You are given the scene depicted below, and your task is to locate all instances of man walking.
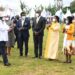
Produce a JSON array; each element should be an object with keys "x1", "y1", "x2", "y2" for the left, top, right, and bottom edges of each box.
[{"x1": 0, "y1": 16, "x2": 11, "y2": 66}]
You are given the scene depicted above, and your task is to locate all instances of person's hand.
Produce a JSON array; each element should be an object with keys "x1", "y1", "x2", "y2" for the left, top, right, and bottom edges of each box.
[
  {"x1": 13, "y1": 24, "x2": 16, "y2": 27},
  {"x1": 21, "y1": 27, "x2": 24, "y2": 30},
  {"x1": 8, "y1": 28, "x2": 12, "y2": 32},
  {"x1": 63, "y1": 28, "x2": 66, "y2": 33},
  {"x1": 35, "y1": 32, "x2": 39, "y2": 35},
  {"x1": 19, "y1": 27, "x2": 24, "y2": 31}
]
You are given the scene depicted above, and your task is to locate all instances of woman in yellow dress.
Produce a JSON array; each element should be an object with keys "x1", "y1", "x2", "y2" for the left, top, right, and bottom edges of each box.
[{"x1": 44, "y1": 16, "x2": 60, "y2": 60}]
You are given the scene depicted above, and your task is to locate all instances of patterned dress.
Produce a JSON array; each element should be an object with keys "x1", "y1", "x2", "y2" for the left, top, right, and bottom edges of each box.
[{"x1": 6, "y1": 20, "x2": 15, "y2": 47}]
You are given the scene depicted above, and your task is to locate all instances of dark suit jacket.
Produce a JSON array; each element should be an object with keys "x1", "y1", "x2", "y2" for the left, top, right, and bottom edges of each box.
[
  {"x1": 16, "y1": 17, "x2": 31, "y2": 37},
  {"x1": 32, "y1": 16, "x2": 46, "y2": 36}
]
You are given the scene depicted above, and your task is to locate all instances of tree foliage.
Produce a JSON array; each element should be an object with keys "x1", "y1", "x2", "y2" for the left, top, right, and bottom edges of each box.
[
  {"x1": 20, "y1": 0, "x2": 27, "y2": 11},
  {"x1": 45, "y1": 5, "x2": 56, "y2": 15},
  {"x1": 0, "y1": 7, "x2": 5, "y2": 11},
  {"x1": 20, "y1": 0, "x2": 31, "y2": 14},
  {"x1": 62, "y1": 0, "x2": 75, "y2": 13},
  {"x1": 62, "y1": 7, "x2": 70, "y2": 13},
  {"x1": 70, "y1": 0, "x2": 75, "y2": 13}
]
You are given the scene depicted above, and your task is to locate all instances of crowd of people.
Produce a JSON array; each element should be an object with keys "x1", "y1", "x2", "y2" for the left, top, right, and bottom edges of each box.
[{"x1": 0, "y1": 10, "x2": 75, "y2": 66}]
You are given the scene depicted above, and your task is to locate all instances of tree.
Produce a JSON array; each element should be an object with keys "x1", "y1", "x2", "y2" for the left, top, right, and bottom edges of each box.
[
  {"x1": 0, "y1": 7, "x2": 5, "y2": 11},
  {"x1": 45, "y1": 5, "x2": 56, "y2": 15},
  {"x1": 20, "y1": 0, "x2": 31, "y2": 15},
  {"x1": 20, "y1": 0, "x2": 27, "y2": 11},
  {"x1": 62, "y1": 0, "x2": 75, "y2": 14},
  {"x1": 70, "y1": 0, "x2": 75, "y2": 13},
  {"x1": 62, "y1": 7, "x2": 70, "y2": 13},
  {"x1": 34, "y1": 5, "x2": 44, "y2": 13}
]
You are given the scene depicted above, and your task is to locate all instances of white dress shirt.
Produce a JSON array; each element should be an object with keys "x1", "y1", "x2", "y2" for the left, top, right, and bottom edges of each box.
[
  {"x1": 22, "y1": 17, "x2": 25, "y2": 26},
  {"x1": 0, "y1": 20, "x2": 9, "y2": 41},
  {"x1": 22, "y1": 19, "x2": 25, "y2": 26},
  {"x1": 36, "y1": 16, "x2": 41, "y2": 23}
]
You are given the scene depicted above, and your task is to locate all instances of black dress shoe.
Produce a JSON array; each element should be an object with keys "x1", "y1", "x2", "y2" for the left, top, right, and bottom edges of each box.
[
  {"x1": 20, "y1": 54, "x2": 23, "y2": 56},
  {"x1": 25, "y1": 55, "x2": 27, "y2": 57},
  {"x1": 4, "y1": 63, "x2": 11, "y2": 66},
  {"x1": 68, "y1": 60, "x2": 72, "y2": 63},
  {"x1": 63, "y1": 60, "x2": 72, "y2": 63},
  {"x1": 63, "y1": 61, "x2": 68, "y2": 63},
  {"x1": 39, "y1": 56, "x2": 42, "y2": 59},
  {"x1": 25, "y1": 54, "x2": 28, "y2": 57},
  {"x1": 32, "y1": 56, "x2": 38, "y2": 58}
]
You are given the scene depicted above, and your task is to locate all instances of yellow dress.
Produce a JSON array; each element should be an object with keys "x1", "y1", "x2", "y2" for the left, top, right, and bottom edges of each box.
[{"x1": 44, "y1": 22, "x2": 60, "y2": 59}]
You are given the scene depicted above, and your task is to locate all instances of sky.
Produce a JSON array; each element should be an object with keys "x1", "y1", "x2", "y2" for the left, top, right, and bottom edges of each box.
[{"x1": 0, "y1": 0, "x2": 73, "y2": 10}]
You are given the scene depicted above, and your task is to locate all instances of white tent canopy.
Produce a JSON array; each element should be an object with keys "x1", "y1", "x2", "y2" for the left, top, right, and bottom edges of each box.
[
  {"x1": 41, "y1": 9, "x2": 46, "y2": 17},
  {"x1": 41, "y1": 9, "x2": 51, "y2": 18},
  {"x1": 46, "y1": 11, "x2": 51, "y2": 18},
  {"x1": 55, "y1": 9, "x2": 62, "y2": 17},
  {"x1": 72, "y1": 13, "x2": 75, "y2": 17},
  {"x1": 55, "y1": 9, "x2": 64, "y2": 21},
  {"x1": 64, "y1": 8, "x2": 72, "y2": 18},
  {"x1": 29, "y1": 8, "x2": 35, "y2": 18}
]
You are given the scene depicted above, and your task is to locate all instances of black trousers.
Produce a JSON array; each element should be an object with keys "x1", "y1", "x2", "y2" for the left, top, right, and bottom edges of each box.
[
  {"x1": 14, "y1": 28, "x2": 19, "y2": 48},
  {"x1": 18, "y1": 32, "x2": 29, "y2": 56},
  {"x1": 33, "y1": 35, "x2": 43, "y2": 57},
  {"x1": 0, "y1": 41, "x2": 8, "y2": 65}
]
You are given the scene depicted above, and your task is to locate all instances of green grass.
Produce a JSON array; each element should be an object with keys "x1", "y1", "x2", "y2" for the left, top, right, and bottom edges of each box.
[{"x1": 0, "y1": 28, "x2": 75, "y2": 75}]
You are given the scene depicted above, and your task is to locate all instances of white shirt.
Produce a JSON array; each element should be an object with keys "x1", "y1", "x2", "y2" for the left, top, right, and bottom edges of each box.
[
  {"x1": 36, "y1": 16, "x2": 41, "y2": 23},
  {"x1": 22, "y1": 17, "x2": 25, "y2": 26},
  {"x1": 22, "y1": 19, "x2": 25, "y2": 26},
  {"x1": 0, "y1": 20, "x2": 9, "y2": 41}
]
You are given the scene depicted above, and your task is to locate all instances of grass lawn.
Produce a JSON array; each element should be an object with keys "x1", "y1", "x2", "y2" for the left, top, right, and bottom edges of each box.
[{"x1": 0, "y1": 28, "x2": 75, "y2": 75}]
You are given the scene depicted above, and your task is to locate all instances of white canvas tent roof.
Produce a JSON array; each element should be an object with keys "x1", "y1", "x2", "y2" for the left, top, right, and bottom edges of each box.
[
  {"x1": 55, "y1": 9, "x2": 64, "y2": 21},
  {"x1": 72, "y1": 13, "x2": 75, "y2": 17},
  {"x1": 29, "y1": 9, "x2": 35, "y2": 18},
  {"x1": 64, "y1": 8, "x2": 72, "y2": 18},
  {"x1": 41, "y1": 9, "x2": 51, "y2": 18}
]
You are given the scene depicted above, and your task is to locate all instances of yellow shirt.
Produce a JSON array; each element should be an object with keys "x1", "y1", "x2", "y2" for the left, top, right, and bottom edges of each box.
[
  {"x1": 50, "y1": 22, "x2": 60, "y2": 31},
  {"x1": 67, "y1": 23, "x2": 75, "y2": 40}
]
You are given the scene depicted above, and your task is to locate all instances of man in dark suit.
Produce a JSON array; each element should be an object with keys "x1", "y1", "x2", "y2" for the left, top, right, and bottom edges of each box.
[
  {"x1": 16, "y1": 12, "x2": 31, "y2": 56},
  {"x1": 32, "y1": 10, "x2": 46, "y2": 59}
]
